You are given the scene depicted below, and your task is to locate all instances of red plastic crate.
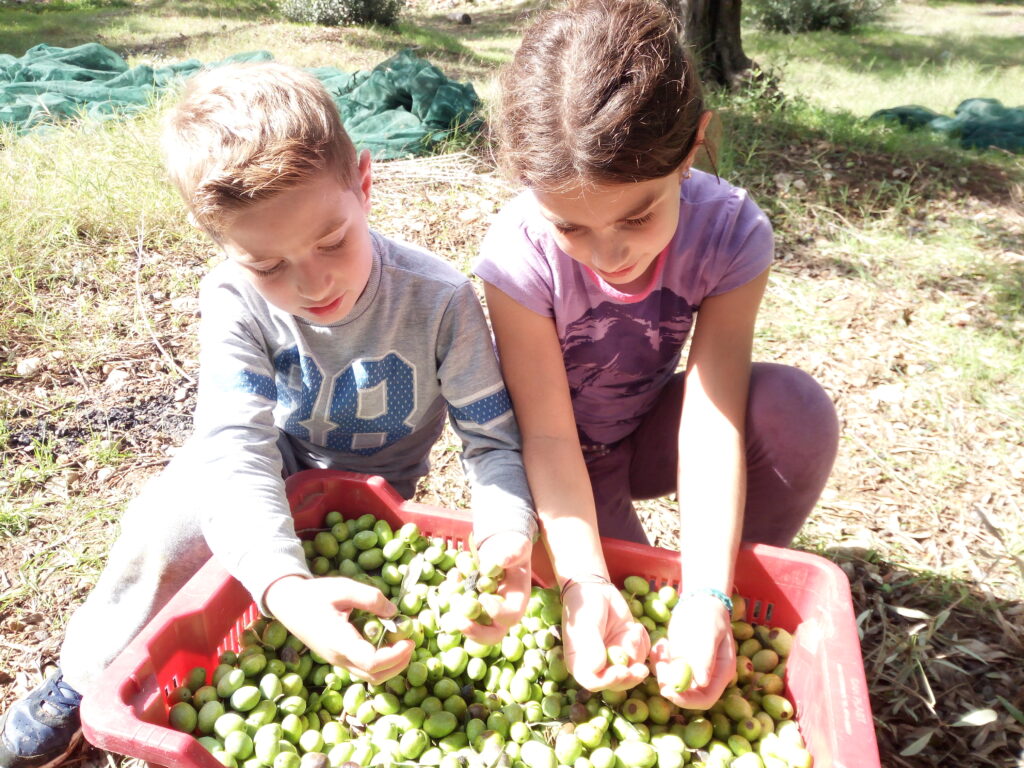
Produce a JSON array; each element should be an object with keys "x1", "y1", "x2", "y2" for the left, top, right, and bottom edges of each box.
[{"x1": 81, "y1": 469, "x2": 879, "y2": 768}]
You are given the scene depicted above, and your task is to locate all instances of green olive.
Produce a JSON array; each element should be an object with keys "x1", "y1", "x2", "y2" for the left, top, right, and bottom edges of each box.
[{"x1": 168, "y1": 701, "x2": 198, "y2": 733}]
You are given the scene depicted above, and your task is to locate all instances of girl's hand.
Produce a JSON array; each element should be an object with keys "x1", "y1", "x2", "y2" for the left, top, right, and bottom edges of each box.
[
  {"x1": 651, "y1": 594, "x2": 735, "y2": 708},
  {"x1": 562, "y1": 580, "x2": 651, "y2": 691},
  {"x1": 264, "y1": 575, "x2": 414, "y2": 685},
  {"x1": 450, "y1": 532, "x2": 533, "y2": 646}
]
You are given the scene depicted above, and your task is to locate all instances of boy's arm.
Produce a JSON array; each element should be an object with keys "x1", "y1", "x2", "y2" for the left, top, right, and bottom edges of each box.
[
  {"x1": 191, "y1": 274, "x2": 412, "y2": 682},
  {"x1": 190, "y1": 278, "x2": 310, "y2": 611}
]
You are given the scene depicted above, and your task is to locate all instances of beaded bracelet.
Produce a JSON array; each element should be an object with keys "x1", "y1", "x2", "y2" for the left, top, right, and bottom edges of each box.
[
  {"x1": 559, "y1": 574, "x2": 613, "y2": 602},
  {"x1": 676, "y1": 588, "x2": 734, "y2": 616}
]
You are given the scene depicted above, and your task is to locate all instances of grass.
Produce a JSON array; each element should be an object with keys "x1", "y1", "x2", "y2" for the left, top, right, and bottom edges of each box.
[
  {"x1": 745, "y1": 1, "x2": 1024, "y2": 116},
  {"x1": 0, "y1": 1, "x2": 1023, "y2": 765}
]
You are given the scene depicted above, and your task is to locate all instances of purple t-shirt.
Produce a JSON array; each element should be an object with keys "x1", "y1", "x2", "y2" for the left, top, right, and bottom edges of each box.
[{"x1": 475, "y1": 170, "x2": 773, "y2": 446}]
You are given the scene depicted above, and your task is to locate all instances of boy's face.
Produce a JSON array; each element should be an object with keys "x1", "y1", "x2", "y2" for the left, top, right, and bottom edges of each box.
[{"x1": 218, "y1": 152, "x2": 374, "y2": 325}]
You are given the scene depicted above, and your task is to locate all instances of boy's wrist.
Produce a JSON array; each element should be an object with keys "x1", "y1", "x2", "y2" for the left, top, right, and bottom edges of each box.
[{"x1": 263, "y1": 573, "x2": 311, "y2": 617}]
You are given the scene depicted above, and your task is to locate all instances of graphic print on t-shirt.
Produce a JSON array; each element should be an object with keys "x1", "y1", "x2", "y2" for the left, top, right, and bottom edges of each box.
[
  {"x1": 563, "y1": 288, "x2": 695, "y2": 444},
  {"x1": 230, "y1": 345, "x2": 514, "y2": 456}
]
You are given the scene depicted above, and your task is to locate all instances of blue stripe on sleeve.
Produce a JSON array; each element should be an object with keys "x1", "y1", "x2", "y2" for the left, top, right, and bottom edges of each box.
[
  {"x1": 449, "y1": 389, "x2": 512, "y2": 425},
  {"x1": 232, "y1": 369, "x2": 277, "y2": 402}
]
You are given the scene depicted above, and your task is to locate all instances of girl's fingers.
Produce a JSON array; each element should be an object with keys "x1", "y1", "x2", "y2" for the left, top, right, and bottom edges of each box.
[{"x1": 563, "y1": 620, "x2": 610, "y2": 690}]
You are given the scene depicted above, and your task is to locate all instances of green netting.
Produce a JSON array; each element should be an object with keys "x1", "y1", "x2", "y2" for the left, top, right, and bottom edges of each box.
[
  {"x1": 870, "y1": 98, "x2": 1024, "y2": 154},
  {"x1": 0, "y1": 43, "x2": 480, "y2": 158}
]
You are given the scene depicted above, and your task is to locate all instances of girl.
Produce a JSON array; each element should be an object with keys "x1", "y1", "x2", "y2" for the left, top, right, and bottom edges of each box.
[{"x1": 476, "y1": 0, "x2": 840, "y2": 707}]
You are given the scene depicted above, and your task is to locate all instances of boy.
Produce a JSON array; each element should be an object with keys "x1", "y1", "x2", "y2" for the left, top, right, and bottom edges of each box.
[{"x1": 0, "y1": 62, "x2": 537, "y2": 768}]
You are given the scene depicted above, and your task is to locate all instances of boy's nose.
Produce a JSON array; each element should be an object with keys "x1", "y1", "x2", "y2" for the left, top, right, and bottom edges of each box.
[{"x1": 297, "y1": 273, "x2": 332, "y2": 303}]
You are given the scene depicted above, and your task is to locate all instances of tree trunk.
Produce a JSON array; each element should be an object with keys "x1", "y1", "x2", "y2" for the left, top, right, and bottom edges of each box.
[{"x1": 668, "y1": 0, "x2": 754, "y2": 89}]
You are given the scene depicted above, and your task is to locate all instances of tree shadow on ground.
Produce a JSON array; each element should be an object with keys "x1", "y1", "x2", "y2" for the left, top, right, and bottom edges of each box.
[
  {"x1": 718, "y1": 96, "x2": 1023, "y2": 281},
  {"x1": 820, "y1": 548, "x2": 1024, "y2": 768},
  {"x1": 754, "y1": 29, "x2": 1024, "y2": 79},
  {"x1": 0, "y1": 0, "x2": 282, "y2": 55}
]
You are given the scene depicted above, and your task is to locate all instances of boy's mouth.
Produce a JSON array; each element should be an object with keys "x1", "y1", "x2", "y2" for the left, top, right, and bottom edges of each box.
[{"x1": 305, "y1": 295, "x2": 344, "y2": 316}]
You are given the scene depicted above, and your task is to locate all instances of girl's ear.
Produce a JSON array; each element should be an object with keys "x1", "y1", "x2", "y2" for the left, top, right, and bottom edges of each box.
[
  {"x1": 680, "y1": 110, "x2": 716, "y2": 174},
  {"x1": 357, "y1": 148, "x2": 373, "y2": 212}
]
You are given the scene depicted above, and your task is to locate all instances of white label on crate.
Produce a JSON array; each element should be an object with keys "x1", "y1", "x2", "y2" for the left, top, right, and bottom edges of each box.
[{"x1": 797, "y1": 616, "x2": 824, "y2": 653}]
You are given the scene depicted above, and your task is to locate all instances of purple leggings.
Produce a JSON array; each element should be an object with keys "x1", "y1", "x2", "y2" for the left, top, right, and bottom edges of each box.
[{"x1": 584, "y1": 363, "x2": 839, "y2": 547}]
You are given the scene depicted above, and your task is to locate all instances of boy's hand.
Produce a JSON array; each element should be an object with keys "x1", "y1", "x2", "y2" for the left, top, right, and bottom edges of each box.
[
  {"x1": 562, "y1": 581, "x2": 650, "y2": 691},
  {"x1": 264, "y1": 575, "x2": 414, "y2": 685},
  {"x1": 451, "y1": 531, "x2": 532, "y2": 646},
  {"x1": 651, "y1": 595, "x2": 735, "y2": 708}
]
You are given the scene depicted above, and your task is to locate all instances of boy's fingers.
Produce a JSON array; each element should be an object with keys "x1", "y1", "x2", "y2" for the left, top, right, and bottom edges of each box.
[
  {"x1": 333, "y1": 578, "x2": 397, "y2": 618},
  {"x1": 340, "y1": 635, "x2": 414, "y2": 682},
  {"x1": 331, "y1": 621, "x2": 382, "y2": 671},
  {"x1": 460, "y1": 621, "x2": 506, "y2": 646},
  {"x1": 478, "y1": 533, "x2": 531, "y2": 569},
  {"x1": 496, "y1": 569, "x2": 530, "y2": 616}
]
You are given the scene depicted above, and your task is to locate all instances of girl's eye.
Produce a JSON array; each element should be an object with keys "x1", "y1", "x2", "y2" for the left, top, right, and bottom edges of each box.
[
  {"x1": 625, "y1": 212, "x2": 654, "y2": 227},
  {"x1": 320, "y1": 238, "x2": 346, "y2": 252},
  {"x1": 554, "y1": 224, "x2": 579, "y2": 235}
]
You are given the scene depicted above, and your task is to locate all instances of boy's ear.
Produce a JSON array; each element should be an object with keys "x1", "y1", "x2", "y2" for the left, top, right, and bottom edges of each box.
[{"x1": 357, "y1": 149, "x2": 373, "y2": 212}]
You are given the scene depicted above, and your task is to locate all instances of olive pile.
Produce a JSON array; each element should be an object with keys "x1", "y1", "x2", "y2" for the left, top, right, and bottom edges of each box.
[{"x1": 165, "y1": 511, "x2": 814, "y2": 768}]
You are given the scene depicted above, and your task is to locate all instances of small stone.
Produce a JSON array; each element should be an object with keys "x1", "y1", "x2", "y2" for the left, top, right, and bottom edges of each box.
[
  {"x1": 170, "y1": 296, "x2": 200, "y2": 314},
  {"x1": 105, "y1": 369, "x2": 130, "y2": 390},
  {"x1": 16, "y1": 357, "x2": 43, "y2": 377}
]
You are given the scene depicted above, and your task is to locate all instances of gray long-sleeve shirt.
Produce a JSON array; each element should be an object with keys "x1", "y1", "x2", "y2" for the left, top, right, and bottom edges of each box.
[{"x1": 189, "y1": 231, "x2": 537, "y2": 608}]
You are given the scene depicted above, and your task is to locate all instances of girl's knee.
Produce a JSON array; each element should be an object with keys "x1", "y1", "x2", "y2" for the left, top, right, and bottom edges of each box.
[{"x1": 748, "y1": 363, "x2": 838, "y2": 446}]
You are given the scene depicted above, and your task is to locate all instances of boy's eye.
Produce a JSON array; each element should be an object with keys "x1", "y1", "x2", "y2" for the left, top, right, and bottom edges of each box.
[
  {"x1": 320, "y1": 238, "x2": 346, "y2": 252},
  {"x1": 252, "y1": 262, "x2": 285, "y2": 277},
  {"x1": 625, "y1": 212, "x2": 654, "y2": 227}
]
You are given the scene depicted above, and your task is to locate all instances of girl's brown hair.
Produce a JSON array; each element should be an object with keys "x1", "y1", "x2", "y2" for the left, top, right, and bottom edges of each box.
[{"x1": 493, "y1": 0, "x2": 707, "y2": 192}]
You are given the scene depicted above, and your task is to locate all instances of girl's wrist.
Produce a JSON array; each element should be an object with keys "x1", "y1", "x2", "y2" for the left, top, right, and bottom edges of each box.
[
  {"x1": 558, "y1": 573, "x2": 613, "y2": 602},
  {"x1": 674, "y1": 587, "x2": 733, "y2": 616}
]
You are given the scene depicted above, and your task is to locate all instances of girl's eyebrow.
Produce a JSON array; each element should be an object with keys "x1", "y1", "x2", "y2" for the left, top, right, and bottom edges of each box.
[
  {"x1": 619, "y1": 194, "x2": 658, "y2": 220},
  {"x1": 543, "y1": 193, "x2": 659, "y2": 229}
]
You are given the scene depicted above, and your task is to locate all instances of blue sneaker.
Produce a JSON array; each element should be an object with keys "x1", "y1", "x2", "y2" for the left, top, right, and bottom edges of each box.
[{"x1": 0, "y1": 671, "x2": 83, "y2": 768}]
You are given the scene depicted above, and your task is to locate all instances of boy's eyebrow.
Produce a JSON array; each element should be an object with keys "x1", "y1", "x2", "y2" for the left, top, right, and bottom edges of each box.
[{"x1": 316, "y1": 218, "x2": 348, "y2": 239}]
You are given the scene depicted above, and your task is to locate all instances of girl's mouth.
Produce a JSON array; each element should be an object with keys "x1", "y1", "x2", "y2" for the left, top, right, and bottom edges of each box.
[{"x1": 599, "y1": 264, "x2": 636, "y2": 280}]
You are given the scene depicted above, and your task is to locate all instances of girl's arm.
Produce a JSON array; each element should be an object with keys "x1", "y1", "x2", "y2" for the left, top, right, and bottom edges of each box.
[
  {"x1": 655, "y1": 266, "x2": 770, "y2": 708},
  {"x1": 484, "y1": 283, "x2": 650, "y2": 691}
]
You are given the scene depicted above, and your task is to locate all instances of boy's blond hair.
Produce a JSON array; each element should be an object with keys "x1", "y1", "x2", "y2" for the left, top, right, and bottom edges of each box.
[{"x1": 162, "y1": 61, "x2": 358, "y2": 235}]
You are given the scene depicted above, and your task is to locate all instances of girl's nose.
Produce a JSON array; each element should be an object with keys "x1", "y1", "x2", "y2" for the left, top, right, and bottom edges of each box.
[{"x1": 590, "y1": 242, "x2": 628, "y2": 273}]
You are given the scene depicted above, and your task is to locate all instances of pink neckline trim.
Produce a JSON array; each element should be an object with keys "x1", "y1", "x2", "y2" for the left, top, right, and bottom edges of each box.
[{"x1": 583, "y1": 247, "x2": 668, "y2": 303}]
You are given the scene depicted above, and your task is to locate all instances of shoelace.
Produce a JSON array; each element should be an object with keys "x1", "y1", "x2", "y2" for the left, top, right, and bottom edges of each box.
[{"x1": 41, "y1": 677, "x2": 82, "y2": 715}]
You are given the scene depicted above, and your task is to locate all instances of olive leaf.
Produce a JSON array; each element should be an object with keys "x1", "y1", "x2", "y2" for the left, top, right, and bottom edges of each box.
[{"x1": 952, "y1": 708, "x2": 998, "y2": 727}]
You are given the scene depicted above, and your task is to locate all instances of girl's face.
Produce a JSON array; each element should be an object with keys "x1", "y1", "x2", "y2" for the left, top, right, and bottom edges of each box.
[{"x1": 533, "y1": 168, "x2": 686, "y2": 294}]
